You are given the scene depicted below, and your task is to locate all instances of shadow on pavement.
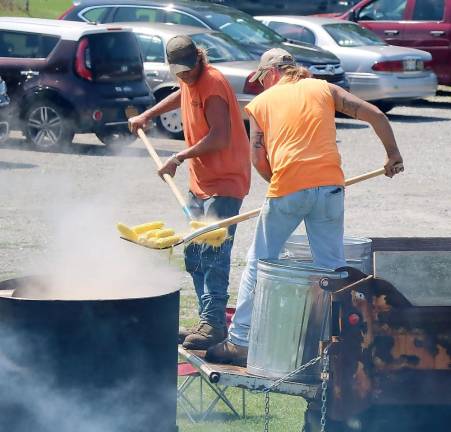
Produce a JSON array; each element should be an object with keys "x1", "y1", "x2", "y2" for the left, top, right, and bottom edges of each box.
[
  {"x1": 387, "y1": 113, "x2": 450, "y2": 123},
  {"x1": 408, "y1": 99, "x2": 451, "y2": 110},
  {"x1": 0, "y1": 137, "x2": 177, "y2": 158},
  {"x1": 0, "y1": 161, "x2": 38, "y2": 170}
]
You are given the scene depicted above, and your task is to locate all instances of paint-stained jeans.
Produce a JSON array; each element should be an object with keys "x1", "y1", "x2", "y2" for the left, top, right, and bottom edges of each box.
[
  {"x1": 184, "y1": 192, "x2": 242, "y2": 329},
  {"x1": 228, "y1": 186, "x2": 346, "y2": 347}
]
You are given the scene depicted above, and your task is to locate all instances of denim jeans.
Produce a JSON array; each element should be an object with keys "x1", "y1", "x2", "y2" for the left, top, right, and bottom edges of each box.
[
  {"x1": 184, "y1": 192, "x2": 243, "y2": 328},
  {"x1": 228, "y1": 186, "x2": 346, "y2": 347}
]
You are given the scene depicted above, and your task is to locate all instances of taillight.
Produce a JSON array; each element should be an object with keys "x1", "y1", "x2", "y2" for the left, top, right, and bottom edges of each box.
[
  {"x1": 372, "y1": 60, "x2": 404, "y2": 72},
  {"x1": 75, "y1": 37, "x2": 92, "y2": 81},
  {"x1": 243, "y1": 72, "x2": 264, "y2": 95},
  {"x1": 424, "y1": 60, "x2": 433, "y2": 70}
]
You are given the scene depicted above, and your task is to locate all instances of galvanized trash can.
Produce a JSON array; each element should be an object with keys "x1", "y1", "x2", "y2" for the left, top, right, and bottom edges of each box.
[
  {"x1": 247, "y1": 259, "x2": 347, "y2": 382},
  {"x1": 281, "y1": 234, "x2": 373, "y2": 274}
]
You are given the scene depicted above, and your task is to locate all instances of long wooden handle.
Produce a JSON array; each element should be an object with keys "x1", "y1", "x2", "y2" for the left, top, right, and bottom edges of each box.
[
  {"x1": 185, "y1": 167, "x2": 388, "y2": 240},
  {"x1": 344, "y1": 167, "x2": 385, "y2": 186},
  {"x1": 137, "y1": 129, "x2": 193, "y2": 220}
]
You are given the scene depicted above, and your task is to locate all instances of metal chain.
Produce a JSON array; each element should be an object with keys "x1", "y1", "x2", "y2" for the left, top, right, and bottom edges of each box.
[
  {"x1": 263, "y1": 354, "x2": 323, "y2": 432},
  {"x1": 320, "y1": 348, "x2": 330, "y2": 432}
]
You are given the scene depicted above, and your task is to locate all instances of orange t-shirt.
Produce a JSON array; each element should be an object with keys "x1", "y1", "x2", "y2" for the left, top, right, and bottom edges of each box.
[
  {"x1": 245, "y1": 78, "x2": 344, "y2": 197},
  {"x1": 180, "y1": 64, "x2": 251, "y2": 200}
]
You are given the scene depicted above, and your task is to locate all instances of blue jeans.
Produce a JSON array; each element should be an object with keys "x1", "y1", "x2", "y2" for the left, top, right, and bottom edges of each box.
[
  {"x1": 184, "y1": 192, "x2": 243, "y2": 328},
  {"x1": 228, "y1": 186, "x2": 346, "y2": 347}
]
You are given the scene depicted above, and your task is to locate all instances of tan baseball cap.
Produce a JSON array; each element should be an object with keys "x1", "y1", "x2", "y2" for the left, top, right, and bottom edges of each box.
[
  {"x1": 166, "y1": 35, "x2": 198, "y2": 76},
  {"x1": 249, "y1": 48, "x2": 296, "y2": 82}
]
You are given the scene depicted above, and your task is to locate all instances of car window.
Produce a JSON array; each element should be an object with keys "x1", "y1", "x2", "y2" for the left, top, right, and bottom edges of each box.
[
  {"x1": 324, "y1": 23, "x2": 386, "y2": 46},
  {"x1": 82, "y1": 7, "x2": 110, "y2": 22},
  {"x1": 136, "y1": 34, "x2": 165, "y2": 62},
  {"x1": 87, "y1": 32, "x2": 143, "y2": 82},
  {"x1": 198, "y1": 10, "x2": 285, "y2": 44},
  {"x1": 190, "y1": 32, "x2": 253, "y2": 62},
  {"x1": 267, "y1": 22, "x2": 316, "y2": 45},
  {"x1": 113, "y1": 7, "x2": 165, "y2": 23},
  {"x1": 358, "y1": 0, "x2": 407, "y2": 20},
  {"x1": 165, "y1": 11, "x2": 205, "y2": 27},
  {"x1": 412, "y1": 0, "x2": 444, "y2": 20},
  {"x1": 0, "y1": 30, "x2": 59, "y2": 58}
]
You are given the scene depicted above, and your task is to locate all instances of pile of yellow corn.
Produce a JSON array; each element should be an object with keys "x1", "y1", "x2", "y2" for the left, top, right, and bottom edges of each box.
[
  {"x1": 117, "y1": 221, "x2": 182, "y2": 249},
  {"x1": 117, "y1": 220, "x2": 229, "y2": 249}
]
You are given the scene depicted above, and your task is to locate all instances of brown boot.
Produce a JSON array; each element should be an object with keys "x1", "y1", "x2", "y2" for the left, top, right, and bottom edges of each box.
[
  {"x1": 178, "y1": 326, "x2": 195, "y2": 345},
  {"x1": 205, "y1": 340, "x2": 248, "y2": 367},
  {"x1": 182, "y1": 322, "x2": 227, "y2": 350}
]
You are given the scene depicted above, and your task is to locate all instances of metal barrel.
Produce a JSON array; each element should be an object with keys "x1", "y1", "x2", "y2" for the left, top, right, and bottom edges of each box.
[
  {"x1": 247, "y1": 259, "x2": 347, "y2": 382},
  {"x1": 281, "y1": 234, "x2": 373, "y2": 274}
]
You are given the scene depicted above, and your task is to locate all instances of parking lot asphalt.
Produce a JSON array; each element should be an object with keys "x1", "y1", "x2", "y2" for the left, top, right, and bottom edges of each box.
[{"x1": 1, "y1": 95, "x2": 450, "y2": 293}]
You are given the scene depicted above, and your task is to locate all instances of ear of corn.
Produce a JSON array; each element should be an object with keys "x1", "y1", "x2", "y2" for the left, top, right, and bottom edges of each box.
[
  {"x1": 192, "y1": 227, "x2": 228, "y2": 246},
  {"x1": 139, "y1": 235, "x2": 181, "y2": 249},
  {"x1": 154, "y1": 228, "x2": 175, "y2": 238},
  {"x1": 132, "y1": 221, "x2": 165, "y2": 234},
  {"x1": 190, "y1": 220, "x2": 207, "y2": 229},
  {"x1": 117, "y1": 223, "x2": 139, "y2": 243}
]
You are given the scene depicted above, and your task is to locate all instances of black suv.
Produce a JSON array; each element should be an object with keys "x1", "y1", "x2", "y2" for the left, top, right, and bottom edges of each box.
[
  {"x1": 0, "y1": 17, "x2": 154, "y2": 150},
  {"x1": 60, "y1": 0, "x2": 348, "y2": 88}
]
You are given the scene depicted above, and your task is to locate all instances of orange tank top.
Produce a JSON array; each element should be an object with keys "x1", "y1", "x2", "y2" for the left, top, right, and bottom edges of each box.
[
  {"x1": 245, "y1": 78, "x2": 344, "y2": 197},
  {"x1": 180, "y1": 64, "x2": 250, "y2": 200}
]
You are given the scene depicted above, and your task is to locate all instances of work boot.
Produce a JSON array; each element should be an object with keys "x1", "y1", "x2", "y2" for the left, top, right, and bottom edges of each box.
[
  {"x1": 178, "y1": 326, "x2": 196, "y2": 344},
  {"x1": 205, "y1": 340, "x2": 248, "y2": 367},
  {"x1": 182, "y1": 322, "x2": 227, "y2": 350}
]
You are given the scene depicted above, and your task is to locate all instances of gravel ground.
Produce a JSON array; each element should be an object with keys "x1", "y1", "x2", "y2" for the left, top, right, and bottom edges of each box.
[{"x1": 1, "y1": 94, "x2": 450, "y2": 296}]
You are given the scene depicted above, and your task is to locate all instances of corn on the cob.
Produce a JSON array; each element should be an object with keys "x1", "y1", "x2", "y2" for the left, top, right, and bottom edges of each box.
[
  {"x1": 154, "y1": 228, "x2": 175, "y2": 238},
  {"x1": 192, "y1": 227, "x2": 228, "y2": 245},
  {"x1": 132, "y1": 221, "x2": 164, "y2": 234},
  {"x1": 144, "y1": 229, "x2": 163, "y2": 239},
  {"x1": 117, "y1": 223, "x2": 139, "y2": 242},
  {"x1": 189, "y1": 220, "x2": 207, "y2": 229},
  {"x1": 138, "y1": 235, "x2": 181, "y2": 249}
]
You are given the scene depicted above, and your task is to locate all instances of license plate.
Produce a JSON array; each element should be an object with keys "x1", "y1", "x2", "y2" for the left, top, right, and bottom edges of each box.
[
  {"x1": 125, "y1": 105, "x2": 139, "y2": 119},
  {"x1": 403, "y1": 58, "x2": 423, "y2": 71}
]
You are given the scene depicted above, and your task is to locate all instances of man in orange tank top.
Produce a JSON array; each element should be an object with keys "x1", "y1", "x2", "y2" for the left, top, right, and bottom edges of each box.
[
  {"x1": 206, "y1": 48, "x2": 404, "y2": 365},
  {"x1": 129, "y1": 36, "x2": 251, "y2": 350}
]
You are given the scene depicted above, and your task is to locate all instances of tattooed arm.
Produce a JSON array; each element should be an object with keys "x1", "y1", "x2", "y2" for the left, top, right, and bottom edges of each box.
[
  {"x1": 249, "y1": 115, "x2": 272, "y2": 182},
  {"x1": 329, "y1": 83, "x2": 404, "y2": 177}
]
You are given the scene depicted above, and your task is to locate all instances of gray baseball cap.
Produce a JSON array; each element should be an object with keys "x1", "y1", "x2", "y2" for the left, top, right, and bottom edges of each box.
[
  {"x1": 249, "y1": 48, "x2": 296, "y2": 82},
  {"x1": 166, "y1": 35, "x2": 198, "y2": 76}
]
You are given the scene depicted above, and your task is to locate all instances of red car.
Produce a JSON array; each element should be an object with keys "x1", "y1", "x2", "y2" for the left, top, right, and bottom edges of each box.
[{"x1": 336, "y1": 0, "x2": 451, "y2": 85}]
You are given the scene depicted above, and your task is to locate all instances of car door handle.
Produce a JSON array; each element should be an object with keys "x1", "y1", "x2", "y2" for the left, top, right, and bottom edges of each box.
[
  {"x1": 384, "y1": 30, "x2": 399, "y2": 35},
  {"x1": 146, "y1": 71, "x2": 159, "y2": 77},
  {"x1": 430, "y1": 30, "x2": 445, "y2": 36},
  {"x1": 20, "y1": 70, "x2": 39, "y2": 76}
]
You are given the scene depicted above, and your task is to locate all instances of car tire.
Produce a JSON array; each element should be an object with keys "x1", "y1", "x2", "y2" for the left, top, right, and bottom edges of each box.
[
  {"x1": 95, "y1": 128, "x2": 137, "y2": 149},
  {"x1": 155, "y1": 90, "x2": 184, "y2": 140},
  {"x1": 24, "y1": 101, "x2": 74, "y2": 150},
  {"x1": 374, "y1": 102, "x2": 395, "y2": 114}
]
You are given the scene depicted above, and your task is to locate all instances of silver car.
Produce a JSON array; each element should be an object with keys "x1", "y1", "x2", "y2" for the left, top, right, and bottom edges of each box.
[
  {"x1": 121, "y1": 22, "x2": 260, "y2": 138},
  {"x1": 256, "y1": 16, "x2": 438, "y2": 112}
]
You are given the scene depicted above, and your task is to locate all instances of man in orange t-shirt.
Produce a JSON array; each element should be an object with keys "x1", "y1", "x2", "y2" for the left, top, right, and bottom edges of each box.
[
  {"x1": 206, "y1": 48, "x2": 404, "y2": 366},
  {"x1": 129, "y1": 36, "x2": 250, "y2": 350}
]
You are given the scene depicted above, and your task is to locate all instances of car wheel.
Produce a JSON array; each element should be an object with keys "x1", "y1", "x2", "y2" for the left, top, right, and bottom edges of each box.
[
  {"x1": 25, "y1": 101, "x2": 74, "y2": 150},
  {"x1": 95, "y1": 128, "x2": 137, "y2": 148},
  {"x1": 374, "y1": 102, "x2": 395, "y2": 114},
  {"x1": 155, "y1": 91, "x2": 184, "y2": 140}
]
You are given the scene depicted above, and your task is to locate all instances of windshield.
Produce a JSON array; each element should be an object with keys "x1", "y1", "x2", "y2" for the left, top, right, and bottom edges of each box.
[
  {"x1": 190, "y1": 32, "x2": 253, "y2": 62},
  {"x1": 199, "y1": 10, "x2": 285, "y2": 45},
  {"x1": 324, "y1": 23, "x2": 386, "y2": 47}
]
